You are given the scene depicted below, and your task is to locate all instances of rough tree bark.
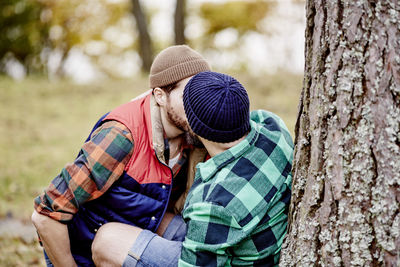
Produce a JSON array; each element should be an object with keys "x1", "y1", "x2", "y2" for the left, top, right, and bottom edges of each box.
[
  {"x1": 174, "y1": 0, "x2": 186, "y2": 45},
  {"x1": 132, "y1": 0, "x2": 153, "y2": 72},
  {"x1": 280, "y1": 1, "x2": 400, "y2": 266}
]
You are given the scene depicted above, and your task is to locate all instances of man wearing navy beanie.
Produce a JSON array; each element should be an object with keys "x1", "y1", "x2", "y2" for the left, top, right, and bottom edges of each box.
[
  {"x1": 179, "y1": 71, "x2": 294, "y2": 266},
  {"x1": 183, "y1": 71, "x2": 251, "y2": 143},
  {"x1": 89, "y1": 71, "x2": 294, "y2": 267}
]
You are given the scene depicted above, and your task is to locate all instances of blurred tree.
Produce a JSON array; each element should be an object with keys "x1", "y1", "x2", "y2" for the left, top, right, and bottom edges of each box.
[
  {"x1": 42, "y1": 0, "x2": 133, "y2": 77},
  {"x1": 196, "y1": 0, "x2": 273, "y2": 71},
  {"x1": 280, "y1": 0, "x2": 400, "y2": 266},
  {"x1": 199, "y1": 0, "x2": 271, "y2": 36},
  {"x1": 0, "y1": 0, "x2": 49, "y2": 73},
  {"x1": 0, "y1": 0, "x2": 134, "y2": 77},
  {"x1": 174, "y1": 0, "x2": 186, "y2": 45},
  {"x1": 131, "y1": 0, "x2": 153, "y2": 72},
  {"x1": 0, "y1": 0, "x2": 191, "y2": 77}
]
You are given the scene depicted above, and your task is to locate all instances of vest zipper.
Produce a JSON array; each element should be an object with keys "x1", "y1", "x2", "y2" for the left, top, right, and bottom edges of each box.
[{"x1": 153, "y1": 151, "x2": 174, "y2": 232}]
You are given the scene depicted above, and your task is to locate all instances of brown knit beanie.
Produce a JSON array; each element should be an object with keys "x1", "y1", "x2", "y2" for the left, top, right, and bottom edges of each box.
[{"x1": 149, "y1": 45, "x2": 211, "y2": 88}]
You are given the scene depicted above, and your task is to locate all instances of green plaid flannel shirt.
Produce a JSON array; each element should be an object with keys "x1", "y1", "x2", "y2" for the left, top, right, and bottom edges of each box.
[{"x1": 179, "y1": 110, "x2": 294, "y2": 267}]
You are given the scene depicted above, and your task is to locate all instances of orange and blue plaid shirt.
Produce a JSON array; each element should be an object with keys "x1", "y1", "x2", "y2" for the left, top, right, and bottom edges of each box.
[{"x1": 34, "y1": 120, "x2": 188, "y2": 223}]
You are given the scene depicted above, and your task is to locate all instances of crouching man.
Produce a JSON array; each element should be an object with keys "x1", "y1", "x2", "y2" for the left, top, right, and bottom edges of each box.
[{"x1": 31, "y1": 45, "x2": 210, "y2": 266}]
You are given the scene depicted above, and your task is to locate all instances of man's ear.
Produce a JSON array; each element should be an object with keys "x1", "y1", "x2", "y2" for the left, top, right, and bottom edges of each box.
[{"x1": 153, "y1": 87, "x2": 167, "y2": 107}]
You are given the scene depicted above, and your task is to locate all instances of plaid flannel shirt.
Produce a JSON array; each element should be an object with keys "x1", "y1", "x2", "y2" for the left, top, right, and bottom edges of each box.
[
  {"x1": 35, "y1": 120, "x2": 188, "y2": 223},
  {"x1": 179, "y1": 110, "x2": 294, "y2": 267}
]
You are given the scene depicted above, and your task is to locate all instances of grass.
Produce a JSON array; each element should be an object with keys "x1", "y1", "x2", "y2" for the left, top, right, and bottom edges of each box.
[
  {"x1": 0, "y1": 75, "x2": 148, "y2": 219},
  {"x1": 0, "y1": 71, "x2": 302, "y2": 265},
  {"x1": 235, "y1": 71, "x2": 302, "y2": 133},
  {"x1": 0, "y1": 236, "x2": 44, "y2": 266}
]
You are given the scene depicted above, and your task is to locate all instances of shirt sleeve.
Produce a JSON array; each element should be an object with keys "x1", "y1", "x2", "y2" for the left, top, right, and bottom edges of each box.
[
  {"x1": 34, "y1": 120, "x2": 134, "y2": 223},
  {"x1": 179, "y1": 202, "x2": 244, "y2": 267}
]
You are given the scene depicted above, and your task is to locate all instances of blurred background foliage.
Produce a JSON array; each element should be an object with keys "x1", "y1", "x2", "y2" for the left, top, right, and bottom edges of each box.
[
  {"x1": 200, "y1": 1, "x2": 271, "y2": 35},
  {"x1": 0, "y1": 0, "x2": 304, "y2": 265},
  {"x1": 0, "y1": 0, "x2": 49, "y2": 73},
  {"x1": 0, "y1": 0, "x2": 304, "y2": 79}
]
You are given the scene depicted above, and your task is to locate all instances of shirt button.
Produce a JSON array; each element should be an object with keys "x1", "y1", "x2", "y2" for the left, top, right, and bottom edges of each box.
[
  {"x1": 162, "y1": 185, "x2": 166, "y2": 189},
  {"x1": 94, "y1": 228, "x2": 98, "y2": 232},
  {"x1": 151, "y1": 216, "x2": 156, "y2": 221}
]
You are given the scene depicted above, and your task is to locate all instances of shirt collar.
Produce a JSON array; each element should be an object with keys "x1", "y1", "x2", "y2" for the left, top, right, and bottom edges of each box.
[
  {"x1": 196, "y1": 120, "x2": 259, "y2": 182},
  {"x1": 150, "y1": 94, "x2": 167, "y2": 163}
]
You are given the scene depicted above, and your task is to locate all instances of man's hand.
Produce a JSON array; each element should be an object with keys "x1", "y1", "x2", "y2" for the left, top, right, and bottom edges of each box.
[
  {"x1": 156, "y1": 212, "x2": 175, "y2": 237},
  {"x1": 31, "y1": 210, "x2": 77, "y2": 267}
]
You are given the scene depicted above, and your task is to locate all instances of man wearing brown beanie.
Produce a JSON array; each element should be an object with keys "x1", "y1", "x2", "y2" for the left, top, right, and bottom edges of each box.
[{"x1": 31, "y1": 45, "x2": 210, "y2": 267}]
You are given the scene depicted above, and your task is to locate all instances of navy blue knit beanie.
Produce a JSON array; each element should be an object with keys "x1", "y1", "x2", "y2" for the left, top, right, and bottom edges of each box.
[{"x1": 183, "y1": 71, "x2": 250, "y2": 143}]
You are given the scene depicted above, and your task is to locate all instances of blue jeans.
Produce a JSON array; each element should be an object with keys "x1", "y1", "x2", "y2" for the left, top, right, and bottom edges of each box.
[
  {"x1": 44, "y1": 215, "x2": 187, "y2": 267},
  {"x1": 122, "y1": 215, "x2": 187, "y2": 267}
]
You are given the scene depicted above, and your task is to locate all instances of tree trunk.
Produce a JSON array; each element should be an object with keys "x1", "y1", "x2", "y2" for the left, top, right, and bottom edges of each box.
[
  {"x1": 174, "y1": 0, "x2": 186, "y2": 45},
  {"x1": 280, "y1": 1, "x2": 400, "y2": 266},
  {"x1": 131, "y1": 0, "x2": 153, "y2": 72}
]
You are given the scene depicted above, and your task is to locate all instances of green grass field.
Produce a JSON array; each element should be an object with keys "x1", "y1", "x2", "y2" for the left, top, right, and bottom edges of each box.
[{"x1": 0, "y1": 72, "x2": 302, "y2": 265}]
